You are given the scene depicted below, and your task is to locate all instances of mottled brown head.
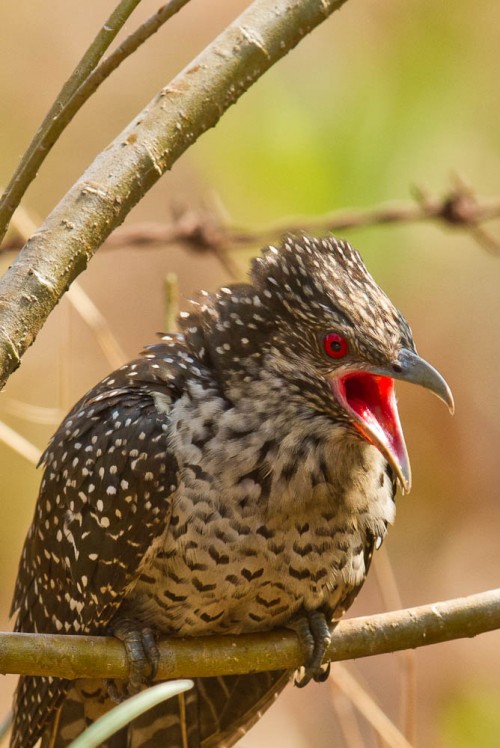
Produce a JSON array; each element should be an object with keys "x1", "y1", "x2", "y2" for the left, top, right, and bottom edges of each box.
[
  {"x1": 180, "y1": 235, "x2": 453, "y2": 490},
  {"x1": 250, "y1": 234, "x2": 415, "y2": 374}
]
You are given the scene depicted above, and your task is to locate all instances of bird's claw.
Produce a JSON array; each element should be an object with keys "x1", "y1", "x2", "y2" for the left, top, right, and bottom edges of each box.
[
  {"x1": 111, "y1": 619, "x2": 160, "y2": 695},
  {"x1": 295, "y1": 661, "x2": 331, "y2": 688},
  {"x1": 289, "y1": 610, "x2": 334, "y2": 687}
]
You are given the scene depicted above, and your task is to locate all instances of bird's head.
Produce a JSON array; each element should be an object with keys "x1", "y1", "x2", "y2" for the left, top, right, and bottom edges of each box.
[{"x1": 182, "y1": 235, "x2": 454, "y2": 492}]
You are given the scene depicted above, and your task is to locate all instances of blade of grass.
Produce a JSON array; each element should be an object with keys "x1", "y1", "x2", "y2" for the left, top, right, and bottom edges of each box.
[{"x1": 68, "y1": 680, "x2": 193, "y2": 748}]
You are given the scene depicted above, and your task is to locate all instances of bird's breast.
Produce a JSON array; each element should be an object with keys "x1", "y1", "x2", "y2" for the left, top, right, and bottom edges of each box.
[
  {"x1": 125, "y1": 391, "x2": 396, "y2": 636},
  {"x1": 128, "y1": 466, "x2": 394, "y2": 637},
  {"x1": 128, "y1": 505, "x2": 366, "y2": 636}
]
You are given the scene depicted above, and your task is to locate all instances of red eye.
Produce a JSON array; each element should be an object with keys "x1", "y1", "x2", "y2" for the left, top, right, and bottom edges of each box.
[{"x1": 323, "y1": 332, "x2": 349, "y2": 359}]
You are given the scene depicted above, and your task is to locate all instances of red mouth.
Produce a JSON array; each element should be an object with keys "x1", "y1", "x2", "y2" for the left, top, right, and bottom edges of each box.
[{"x1": 331, "y1": 372, "x2": 411, "y2": 491}]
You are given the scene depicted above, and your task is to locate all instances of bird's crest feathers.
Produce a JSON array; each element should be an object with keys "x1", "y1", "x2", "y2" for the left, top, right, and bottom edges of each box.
[{"x1": 251, "y1": 235, "x2": 409, "y2": 346}]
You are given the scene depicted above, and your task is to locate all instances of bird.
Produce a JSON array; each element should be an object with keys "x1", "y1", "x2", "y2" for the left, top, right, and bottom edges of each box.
[{"x1": 9, "y1": 234, "x2": 453, "y2": 748}]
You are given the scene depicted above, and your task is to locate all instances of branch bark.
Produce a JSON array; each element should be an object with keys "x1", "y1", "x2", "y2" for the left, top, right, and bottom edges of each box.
[
  {"x1": 0, "y1": 0, "x2": 348, "y2": 391},
  {"x1": 0, "y1": 0, "x2": 192, "y2": 243},
  {"x1": 0, "y1": 0, "x2": 143, "y2": 243},
  {"x1": 1, "y1": 589, "x2": 498, "y2": 680}
]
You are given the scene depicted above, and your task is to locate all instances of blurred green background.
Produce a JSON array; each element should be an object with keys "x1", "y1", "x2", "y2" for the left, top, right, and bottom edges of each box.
[{"x1": 0, "y1": 1, "x2": 499, "y2": 746}]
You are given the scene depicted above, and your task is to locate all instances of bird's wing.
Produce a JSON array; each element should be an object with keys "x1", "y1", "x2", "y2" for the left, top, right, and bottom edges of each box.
[
  {"x1": 198, "y1": 671, "x2": 292, "y2": 747},
  {"x1": 10, "y1": 359, "x2": 181, "y2": 748}
]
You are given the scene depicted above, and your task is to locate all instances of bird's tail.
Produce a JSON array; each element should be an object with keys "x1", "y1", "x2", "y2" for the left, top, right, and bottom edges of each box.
[{"x1": 39, "y1": 671, "x2": 291, "y2": 748}]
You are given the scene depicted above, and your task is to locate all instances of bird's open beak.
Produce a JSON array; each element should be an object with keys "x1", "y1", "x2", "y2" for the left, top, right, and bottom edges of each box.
[{"x1": 329, "y1": 349, "x2": 454, "y2": 493}]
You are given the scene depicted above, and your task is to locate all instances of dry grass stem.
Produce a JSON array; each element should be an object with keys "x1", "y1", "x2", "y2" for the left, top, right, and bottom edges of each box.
[
  {"x1": 0, "y1": 421, "x2": 41, "y2": 465},
  {"x1": 2, "y1": 399, "x2": 63, "y2": 425},
  {"x1": 330, "y1": 684, "x2": 366, "y2": 748},
  {"x1": 330, "y1": 664, "x2": 414, "y2": 748},
  {"x1": 66, "y1": 283, "x2": 127, "y2": 369},
  {"x1": 374, "y1": 548, "x2": 417, "y2": 745}
]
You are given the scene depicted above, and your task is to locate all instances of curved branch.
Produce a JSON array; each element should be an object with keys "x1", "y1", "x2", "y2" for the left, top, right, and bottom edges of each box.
[
  {"x1": 0, "y1": 0, "x2": 143, "y2": 242},
  {"x1": 0, "y1": 0, "x2": 193, "y2": 244},
  {"x1": 1, "y1": 589, "x2": 499, "y2": 680},
  {"x1": 0, "y1": 0, "x2": 348, "y2": 390}
]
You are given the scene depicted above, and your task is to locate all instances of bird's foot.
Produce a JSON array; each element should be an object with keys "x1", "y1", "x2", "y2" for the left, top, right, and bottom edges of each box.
[
  {"x1": 110, "y1": 618, "x2": 160, "y2": 696},
  {"x1": 288, "y1": 610, "x2": 335, "y2": 688}
]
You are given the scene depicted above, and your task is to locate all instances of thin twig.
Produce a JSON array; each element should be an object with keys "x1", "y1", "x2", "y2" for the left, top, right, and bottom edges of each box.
[
  {"x1": 70, "y1": 0, "x2": 193, "y2": 127},
  {"x1": 1, "y1": 589, "x2": 499, "y2": 680},
  {"x1": 4, "y1": 185, "x2": 496, "y2": 259},
  {"x1": 133, "y1": 188, "x2": 500, "y2": 250},
  {"x1": 0, "y1": 0, "x2": 144, "y2": 243},
  {"x1": 468, "y1": 223, "x2": 500, "y2": 254}
]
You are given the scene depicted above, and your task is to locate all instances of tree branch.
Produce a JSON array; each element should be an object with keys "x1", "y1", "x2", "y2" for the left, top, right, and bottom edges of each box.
[
  {"x1": 1, "y1": 589, "x2": 498, "y2": 680},
  {"x1": 5, "y1": 183, "x2": 496, "y2": 261},
  {"x1": 0, "y1": 0, "x2": 144, "y2": 243},
  {"x1": 106, "y1": 185, "x2": 500, "y2": 255},
  {"x1": 0, "y1": 0, "x2": 193, "y2": 244},
  {"x1": 0, "y1": 0, "x2": 348, "y2": 391}
]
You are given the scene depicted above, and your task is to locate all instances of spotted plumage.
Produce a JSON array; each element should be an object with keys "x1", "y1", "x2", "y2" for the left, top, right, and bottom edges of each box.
[{"x1": 10, "y1": 235, "x2": 452, "y2": 748}]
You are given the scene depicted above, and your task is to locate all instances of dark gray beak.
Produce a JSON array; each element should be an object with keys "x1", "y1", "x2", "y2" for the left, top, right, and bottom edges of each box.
[{"x1": 391, "y1": 349, "x2": 455, "y2": 414}]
